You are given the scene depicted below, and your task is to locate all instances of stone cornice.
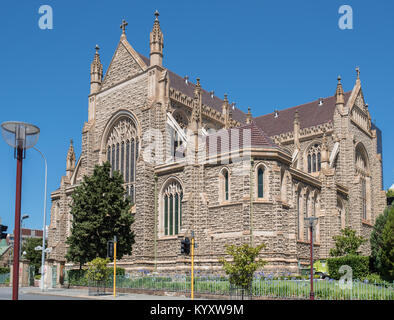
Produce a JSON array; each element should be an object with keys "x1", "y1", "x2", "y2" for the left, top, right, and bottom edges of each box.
[{"x1": 273, "y1": 122, "x2": 334, "y2": 145}]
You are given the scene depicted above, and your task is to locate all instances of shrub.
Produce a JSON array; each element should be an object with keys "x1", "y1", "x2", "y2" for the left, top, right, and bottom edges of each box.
[
  {"x1": 85, "y1": 257, "x2": 111, "y2": 282},
  {"x1": 67, "y1": 269, "x2": 87, "y2": 285},
  {"x1": 107, "y1": 267, "x2": 125, "y2": 276},
  {"x1": 0, "y1": 267, "x2": 10, "y2": 274},
  {"x1": 327, "y1": 254, "x2": 369, "y2": 280}
]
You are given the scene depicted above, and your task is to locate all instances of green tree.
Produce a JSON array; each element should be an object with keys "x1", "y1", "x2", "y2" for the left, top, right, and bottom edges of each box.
[
  {"x1": 219, "y1": 243, "x2": 266, "y2": 292},
  {"x1": 380, "y1": 206, "x2": 394, "y2": 281},
  {"x1": 329, "y1": 227, "x2": 366, "y2": 257},
  {"x1": 65, "y1": 162, "x2": 135, "y2": 267},
  {"x1": 370, "y1": 208, "x2": 389, "y2": 273},
  {"x1": 21, "y1": 237, "x2": 47, "y2": 274}
]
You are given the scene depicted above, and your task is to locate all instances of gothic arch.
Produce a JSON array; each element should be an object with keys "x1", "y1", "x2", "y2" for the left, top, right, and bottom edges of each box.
[
  {"x1": 159, "y1": 177, "x2": 184, "y2": 237},
  {"x1": 355, "y1": 142, "x2": 371, "y2": 221},
  {"x1": 254, "y1": 162, "x2": 269, "y2": 200},
  {"x1": 172, "y1": 109, "x2": 189, "y2": 130},
  {"x1": 355, "y1": 142, "x2": 370, "y2": 175},
  {"x1": 100, "y1": 110, "x2": 141, "y2": 203},
  {"x1": 100, "y1": 109, "x2": 141, "y2": 162},
  {"x1": 303, "y1": 140, "x2": 322, "y2": 174}
]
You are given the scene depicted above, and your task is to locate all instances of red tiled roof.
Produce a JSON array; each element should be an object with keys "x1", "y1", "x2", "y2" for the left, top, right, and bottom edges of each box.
[
  {"x1": 253, "y1": 91, "x2": 352, "y2": 137},
  {"x1": 137, "y1": 53, "x2": 246, "y2": 124}
]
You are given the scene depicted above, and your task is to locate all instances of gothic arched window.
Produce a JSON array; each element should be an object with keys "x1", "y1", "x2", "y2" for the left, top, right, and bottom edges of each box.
[
  {"x1": 307, "y1": 143, "x2": 321, "y2": 174},
  {"x1": 257, "y1": 167, "x2": 264, "y2": 198},
  {"x1": 297, "y1": 191, "x2": 303, "y2": 240},
  {"x1": 355, "y1": 143, "x2": 370, "y2": 221},
  {"x1": 162, "y1": 180, "x2": 183, "y2": 236},
  {"x1": 106, "y1": 117, "x2": 138, "y2": 203}
]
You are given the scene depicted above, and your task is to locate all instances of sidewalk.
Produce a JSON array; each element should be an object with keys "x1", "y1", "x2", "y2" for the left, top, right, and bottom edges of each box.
[{"x1": 21, "y1": 286, "x2": 194, "y2": 300}]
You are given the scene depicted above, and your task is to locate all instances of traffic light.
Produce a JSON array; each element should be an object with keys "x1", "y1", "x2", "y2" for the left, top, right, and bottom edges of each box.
[
  {"x1": 0, "y1": 225, "x2": 8, "y2": 240},
  {"x1": 181, "y1": 237, "x2": 190, "y2": 255},
  {"x1": 107, "y1": 241, "x2": 114, "y2": 259}
]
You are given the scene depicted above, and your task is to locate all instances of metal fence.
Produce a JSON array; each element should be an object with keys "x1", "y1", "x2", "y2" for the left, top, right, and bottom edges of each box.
[
  {"x1": 0, "y1": 273, "x2": 10, "y2": 285},
  {"x1": 67, "y1": 274, "x2": 394, "y2": 300}
]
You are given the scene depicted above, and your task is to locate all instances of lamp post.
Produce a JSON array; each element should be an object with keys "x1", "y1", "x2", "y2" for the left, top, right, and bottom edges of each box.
[
  {"x1": 32, "y1": 146, "x2": 48, "y2": 292},
  {"x1": 1, "y1": 121, "x2": 40, "y2": 300},
  {"x1": 304, "y1": 216, "x2": 318, "y2": 300}
]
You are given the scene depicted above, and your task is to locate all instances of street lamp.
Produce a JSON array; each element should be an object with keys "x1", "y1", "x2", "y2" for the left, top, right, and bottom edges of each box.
[
  {"x1": 32, "y1": 146, "x2": 48, "y2": 292},
  {"x1": 304, "y1": 216, "x2": 318, "y2": 300},
  {"x1": 1, "y1": 121, "x2": 40, "y2": 300}
]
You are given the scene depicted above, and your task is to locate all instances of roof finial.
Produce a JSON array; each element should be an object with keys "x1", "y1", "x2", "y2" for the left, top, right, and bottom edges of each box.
[
  {"x1": 120, "y1": 19, "x2": 128, "y2": 35},
  {"x1": 95, "y1": 44, "x2": 100, "y2": 55},
  {"x1": 154, "y1": 10, "x2": 160, "y2": 21},
  {"x1": 356, "y1": 66, "x2": 360, "y2": 80}
]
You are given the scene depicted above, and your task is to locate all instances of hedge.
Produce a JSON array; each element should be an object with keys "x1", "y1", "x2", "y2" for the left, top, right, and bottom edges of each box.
[
  {"x1": 0, "y1": 267, "x2": 10, "y2": 274},
  {"x1": 327, "y1": 255, "x2": 369, "y2": 280}
]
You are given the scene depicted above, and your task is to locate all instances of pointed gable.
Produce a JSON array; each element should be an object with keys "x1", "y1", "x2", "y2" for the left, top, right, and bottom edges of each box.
[{"x1": 101, "y1": 40, "x2": 148, "y2": 91}]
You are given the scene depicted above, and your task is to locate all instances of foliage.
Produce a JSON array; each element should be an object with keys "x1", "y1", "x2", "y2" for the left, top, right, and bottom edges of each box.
[
  {"x1": 329, "y1": 227, "x2": 366, "y2": 257},
  {"x1": 65, "y1": 162, "x2": 135, "y2": 267},
  {"x1": 370, "y1": 208, "x2": 389, "y2": 273},
  {"x1": 360, "y1": 273, "x2": 384, "y2": 284},
  {"x1": 327, "y1": 254, "x2": 369, "y2": 280},
  {"x1": 67, "y1": 269, "x2": 88, "y2": 286},
  {"x1": 21, "y1": 237, "x2": 47, "y2": 274},
  {"x1": 386, "y1": 188, "x2": 394, "y2": 199},
  {"x1": 85, "y1": 257, "x2": 111, "y2": 282},
  {"x1": 219, "y1": 243, "x2": 266, "y2": 290},
  {"x1": 380, "y1": 206, "x2": 394, "y2": 281},
  {"x1": 108, "y1": 267, "x2": 125, "y2": 276},
  {"x1": 0, "y1": 267, "x2": 10, "y2": 274}
]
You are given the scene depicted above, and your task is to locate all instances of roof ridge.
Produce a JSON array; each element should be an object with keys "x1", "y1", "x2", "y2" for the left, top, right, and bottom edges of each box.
[{"x1": 253, "y1": 90, "x2": 352, "y2": 120}]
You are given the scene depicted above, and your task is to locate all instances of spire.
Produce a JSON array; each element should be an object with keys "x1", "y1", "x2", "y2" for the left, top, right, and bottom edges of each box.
[
  {"x1": 66, "y1": 139, "x2": 76, "y2": 179},
  {"x1": 90, "y1": 44, "x2": 103, "y2": 94},
  {"x1": 335, "y1": 75, "x2": 345, "y2": 105},
  {"x1": 150, "y1": 10, "x2": 164, "y2": 67}
]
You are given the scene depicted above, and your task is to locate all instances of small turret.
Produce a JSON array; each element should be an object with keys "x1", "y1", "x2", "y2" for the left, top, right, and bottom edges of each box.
[
  {"x1": 66, "y1": 139, "x2": 76, "y2": 179},
  {"x1": 150, "y1": 10, "x2": 164, "y2": 67},
  {"x1": 90, "y1": 45, "x2": 103, "y2": 95},
  {"x1": 335, "y1": 75, "x2": 345, "y2": 106}
]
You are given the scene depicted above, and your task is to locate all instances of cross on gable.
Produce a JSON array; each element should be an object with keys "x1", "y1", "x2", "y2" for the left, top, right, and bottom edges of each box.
[{"x1": 120, "y1": 19, "x2": 128, "y2": 34}]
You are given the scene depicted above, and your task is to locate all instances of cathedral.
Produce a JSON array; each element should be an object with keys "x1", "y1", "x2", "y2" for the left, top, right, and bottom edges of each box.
[{"x1": 46, "y1": 12, "x2": 386, "y2": 283}]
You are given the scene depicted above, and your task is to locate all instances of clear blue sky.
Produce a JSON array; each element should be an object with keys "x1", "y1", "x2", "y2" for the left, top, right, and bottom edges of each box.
[{"x1": 0, "y1": 0, "x2": 393, "y2": 232}]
